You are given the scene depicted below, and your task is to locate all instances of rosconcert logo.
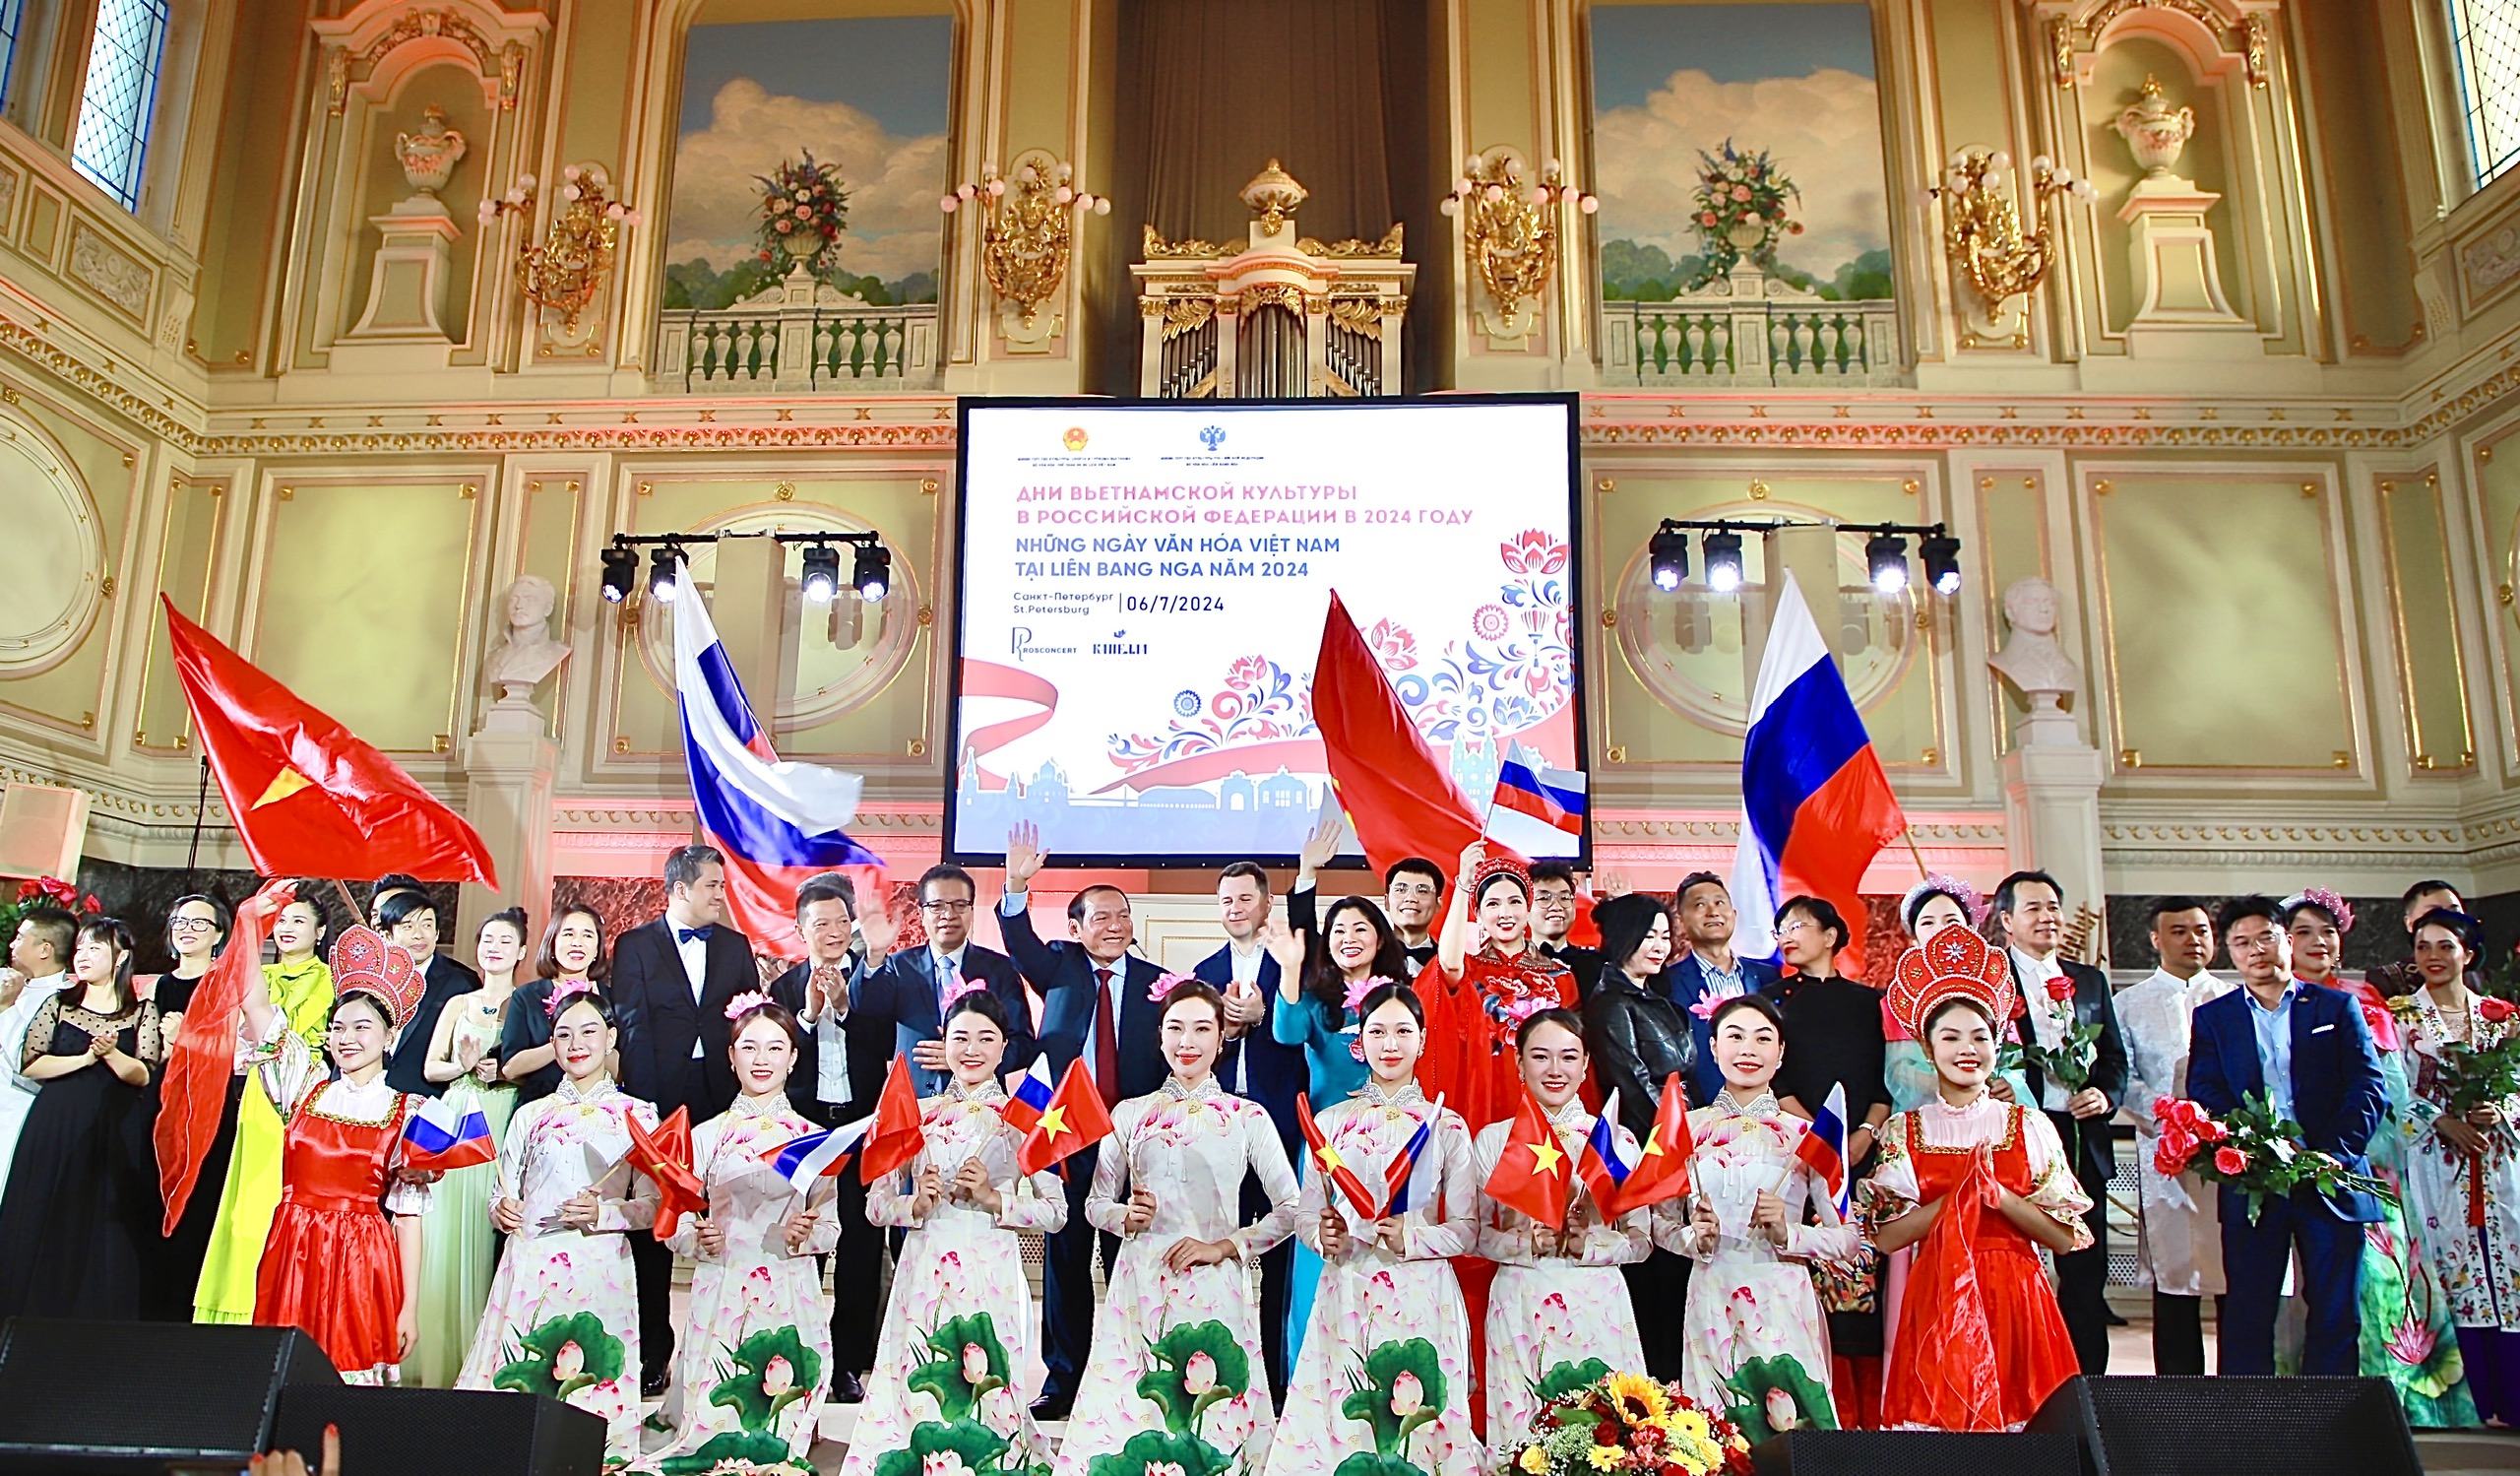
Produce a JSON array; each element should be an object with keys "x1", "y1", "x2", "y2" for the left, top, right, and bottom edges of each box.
[
  {"x1": 1199, "y1": 424, "x2": 1226, "y2": 452},
  {"x1": 1062, "y1": 426, "x2": 1089, "y2": 451}
]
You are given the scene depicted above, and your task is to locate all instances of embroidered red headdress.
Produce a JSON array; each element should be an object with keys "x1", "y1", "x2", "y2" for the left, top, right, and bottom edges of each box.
[
  {"x1": 329, "y1": 924, "x2": 425, "y2": 1031},
  {"x1": 1471, "y1": 854, "x2": 1531, "y2": 902},
  {"x1": 1886, "y1": 924, "x2": 2015, "y2": 1040}
]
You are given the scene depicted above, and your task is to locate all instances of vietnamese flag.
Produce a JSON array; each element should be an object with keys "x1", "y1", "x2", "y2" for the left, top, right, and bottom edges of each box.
[
  {"x1": 1297, "y1": 1091, "x2": 1384, "y2": 1218},
  {"x1": 857, "y1": 1054, "x2": 927, "y2": 1186},
  {"x1": 1310, "y1": 592, "x2": 1496, "y2": 884},
  {"x1": 625, "y1": 1106, "x2": 707, "y2": 1240},
  {"x1": 1614, "y1": 1073, "x2": 1696, "y2": 1215},
  {"x1": 156, "y1": 877, "x2": 291, "y2": 1232},
  {"x1": 161, "y1": 597, "x2": 495, "y2": 885},
  {"x1": 1483, "y1": 1082, "x2": 1571, "y2": 1231},
  {"x1": 1017, "y1": 1059, "x2": 1114, "y2": 1176}
]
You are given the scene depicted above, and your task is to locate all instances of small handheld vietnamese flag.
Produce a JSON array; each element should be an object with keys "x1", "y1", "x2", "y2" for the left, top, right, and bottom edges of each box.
[
  {"x1": 762, "y1": 1113, "x2": 876, "y2": 1196},
  {"x1": 1614, "y1": 1073, "x2": 1695, "y2": 1216},
  {"x1": 1380, "y1": 1092, "x2": 1445, "y2": 1218},
  {"x1": 402, "y1": 1095, "x2": 495, "y2": 1173},
  {"x1": 1576, "y1": 1089, "x2": 1635, "y2": 1214},
  {"x1": 625, "y1": 1106, "x2": 707, "y2": 1240},
  {"x1": 858, "y1": 1054, "x2": 927, "y2": 1186},
  {"x1": 999, "y1": 1057, "x2": 1055, "y2": 1138},
  {"x1": 1483, "y1": 1082, "x2": 1571, "y2": 1230},
  {"x1": 1017, "y1": 1059, "x2": 1114, "y2": 1176},
  {"x1": 1295, "y1": 1092, "x2": 1382, "y2": 1218},
  {"x1": 1796, "y1": 1083, "x2": 1851, "y2": 1216}
]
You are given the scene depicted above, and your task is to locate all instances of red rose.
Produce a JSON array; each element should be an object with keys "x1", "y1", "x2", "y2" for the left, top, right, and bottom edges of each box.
[
  {"x1": 2045, "y1": 976, "x2": 2075, "y2": 1002},
  {"x1": 2482, "y1": 996, "x2": 2518, "y2": 1023},
  {"x1": 2154, "y1": 1133, "x2": 2195, "y2": 1176},
  {"x1": 2214, "y1": 1145, "x2": 2247, "y2": 1176}
]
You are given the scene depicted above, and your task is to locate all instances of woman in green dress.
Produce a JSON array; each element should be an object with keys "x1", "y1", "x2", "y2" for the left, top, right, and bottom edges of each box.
[
  {"x1": 194, "y1": 887, "x2": 335, "y2": 1324},
  {"x1": 404, "y1": 907, "x2": 527, "y2": 1386}
]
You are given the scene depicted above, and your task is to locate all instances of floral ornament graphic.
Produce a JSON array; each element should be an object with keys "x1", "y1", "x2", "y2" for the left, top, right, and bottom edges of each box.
[
  {"x1": 1340, "y1": 1336, "x2": 1447, "y2": 1469},
  {"x1": 1108, "y1": 654, "x2": 1315, "y2": 771},
  {"x1": 1720, "y1": 1354, "x2": 1838, "y2": 1442},
  {"x1": 754, "y1": 151, "x2": 851, "y2": 280},
  {"x1": 875, "y1": 1313, "x2": 1052, "y2": 1476},
  {"x1": 1365, "y1": 618, "x2": 1418, "y2": 672},
  {"x1": 653, "y1": 1431, "x2": 801, "y2": 1475},
  {"x1": 492, "y1": 1312, "x2": 625, "y2": 1402},
  {"x1": 708, "y1": 1324, "x2": 823, "y2": 1434}
]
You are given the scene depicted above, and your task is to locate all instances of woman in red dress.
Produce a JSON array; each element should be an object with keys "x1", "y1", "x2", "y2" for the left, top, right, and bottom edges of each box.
[
  {"x1": 1868, "y1": 925, "x2": 2089, "y2": 1431},
  {"x1": 238, "y1": 905, "x2": 432, "y2": 1381}
]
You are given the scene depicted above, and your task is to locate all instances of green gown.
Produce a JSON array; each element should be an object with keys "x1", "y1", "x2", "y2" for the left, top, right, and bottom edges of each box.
[
  {"x1": 192, "y1": 958, "x2": 333, "y2": 1322},
  {"x1": 403, "y1": 995, "x2": 518, "y2": 1386}
]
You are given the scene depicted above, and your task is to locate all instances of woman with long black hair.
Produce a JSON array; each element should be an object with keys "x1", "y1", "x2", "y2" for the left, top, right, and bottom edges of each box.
[{"x1": 139, "y1": 894, "x2": 229, "y2": 1319}]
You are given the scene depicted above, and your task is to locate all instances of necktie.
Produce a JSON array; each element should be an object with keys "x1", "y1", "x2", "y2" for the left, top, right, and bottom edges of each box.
[
  {"x1": 936, "y1": 952, "x2": 959, "y2": 1008},
  {"x1": 1094, "y1": 966, "x2": 1120, "y2": 1108},
  {"x1": 676, "y1": 926, "x2": 714, "y2": 945}
]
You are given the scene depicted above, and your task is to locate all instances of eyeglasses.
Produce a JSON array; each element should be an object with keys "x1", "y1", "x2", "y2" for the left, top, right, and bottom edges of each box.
[
  {"x1": 169, "y1": 918, "x2": 220, "y2": 934},
  {"x1": 919, "y1": 900, "x2": 975, "y2": 915}
]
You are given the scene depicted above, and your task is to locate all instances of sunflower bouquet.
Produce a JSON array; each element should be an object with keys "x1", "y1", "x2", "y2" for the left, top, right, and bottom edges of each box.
[{"x1": 1501, "y1": 1369, "x2": 1755, "y2": 1476}]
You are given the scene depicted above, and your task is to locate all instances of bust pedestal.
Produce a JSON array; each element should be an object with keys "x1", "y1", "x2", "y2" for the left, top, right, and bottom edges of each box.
[
  {"x1": 2000, "y1": 694, "x2": 2108, "y2": 960},
  {"x1": 346, "y1": 197, "x2": 463, "y2": 343},
  {"x1": 461, "y1": 720, "x2": 557, "y2": 937}
]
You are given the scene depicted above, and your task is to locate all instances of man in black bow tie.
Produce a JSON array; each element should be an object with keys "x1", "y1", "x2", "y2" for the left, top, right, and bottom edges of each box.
[{"x1": 609, "y1": 843, "x2": 758, "y2": 1395}]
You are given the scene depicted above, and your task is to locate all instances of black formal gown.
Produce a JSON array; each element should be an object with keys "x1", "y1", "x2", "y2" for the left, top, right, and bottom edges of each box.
[
  {"x1": 0, "y1": 995, "x2": 163, "y2": 1319},
  {"x1": 131, "y1": 969, "x2": 234, "y2": 1320}
]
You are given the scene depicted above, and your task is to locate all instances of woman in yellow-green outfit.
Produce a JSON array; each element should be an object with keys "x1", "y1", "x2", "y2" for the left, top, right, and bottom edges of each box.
[{"x1": 193, "y1": 887, "x2": 335, "y2": 1323}]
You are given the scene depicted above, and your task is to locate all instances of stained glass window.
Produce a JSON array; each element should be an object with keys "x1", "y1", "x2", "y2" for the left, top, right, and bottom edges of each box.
[
  {"x1": 70, "y1": 0, "x2": 169, "y2": 211},
  {"x1": 0, "y1": 0, "x2": 25, "y2": 108},
  {"x1": 2453, "y1": 0, "x2": 2520, "y2": 187}
]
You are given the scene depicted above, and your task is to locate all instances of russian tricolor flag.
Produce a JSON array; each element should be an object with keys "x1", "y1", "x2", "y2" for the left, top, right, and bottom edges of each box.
[
  {"x1": 1578, "y1": 1089, "x2": 1636, "y2": 1213},
  {"x1": 1490, "y1": 753, "x2": 1586, "y2": 836},
  {"x1": 998, "y1": 1057, "x2": 1055, "y2": 1138},
  {"x1": 402, "y1": 1096, "x2": 495, "y2": 1172},
  {"x1": 1796, "y1": 1083, "x2": 1851, "y2": 1217},
  {"x1": 763, "y1": 1113, "x2": 877, "y2": 1195},
  {"x1": 672, "y1": 559, "x2": 880, "y2": 957},
  {"x1": 1727, "y1": 573, "x2": 1909, "y2": 974},
  {"x1": 1381, "y1": 1092, "x2": 1444, "y2": 1216}
]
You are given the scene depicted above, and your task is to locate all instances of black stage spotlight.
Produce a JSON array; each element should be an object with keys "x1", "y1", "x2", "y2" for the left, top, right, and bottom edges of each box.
[
  {"x1": 599, "y1": 545, "x2": 637, "y2": 604},
  {"x1": 650, "y1": 545, "x2": 682, "y2": 604},
  {"x1": 1866, "y1": 528, "x2": 1910, "y2": 595},
  {"x1": 1703, "y1": 525, "x2": 1744, "y2": 593},
  {"x1": 799, "y1": 543, "x2": 841, "y2": 604},
  {"x1": 1921, "y1": 529, "x2": 1962, "y2": 596},
  {"x1": 853, "y1": 543, "x2": 892, "y2": 603},
  {"x1": 1649, "y1": 527, "x2": 1689, "y2": 592}
]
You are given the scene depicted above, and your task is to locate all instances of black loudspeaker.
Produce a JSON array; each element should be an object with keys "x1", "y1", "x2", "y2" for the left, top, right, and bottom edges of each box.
[
  {"x1": 2026, "y1": 1376, "x2": 2421, "y2": 1476},
  {"x1": 1753, "y1": 1430, "x2": 2084, "y2": 1476},
  {"x1": 0, "y1": 1317, "x2": 339, "y2": 1473},
  {"x1": 271, "y1": 1386, "x2": 606, "y2": 1476}
]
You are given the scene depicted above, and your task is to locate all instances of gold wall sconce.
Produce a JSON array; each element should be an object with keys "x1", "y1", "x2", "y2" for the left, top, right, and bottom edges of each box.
[
  {"x1": 478, "y1": 163, "x2": 643, "y2": 334},
  {"x1": 1440, "y1": 152, "x2": 1597, "y2": 340},
  {"x1": 1925, "y1": 148, "x2": 2095, "y2": 315},
  {"x1": 941, "y1": 153, "x2": 1109, "y2": 348}
]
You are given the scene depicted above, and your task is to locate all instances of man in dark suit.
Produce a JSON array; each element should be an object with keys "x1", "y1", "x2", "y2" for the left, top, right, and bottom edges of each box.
[
  {"x1": 607, "y1": 843, "x2": 758, "y2": 1395},
  {"x1": 854, "y1": 864, "x2": 1036, "y2": 1094},
  {"x1": 1994, "y1": 868, "x2": 2128, "y2": 1375},
  {"x1": 997, "y1": 821, "x2": 1167, "y2": 1420},
  {"x1": 372, "y1": 877, "x2": 481, "y2": 1098},
  {"x1": 1196, "y1": 860, "x2": 1303, "y2": 1399},
  {"x1": 2188, "y1": 894, "x2": 2388, "y2": 1377},
  {"x1": 767, "y1": 872, "x2": 893, "y2": 1405},
  {"x1": 1529, "y1": 863, "x2": 1606, "y2": 1000},
  {"x1": 1663, "y1": 872, "x2": 1781, "y2": 1107}
]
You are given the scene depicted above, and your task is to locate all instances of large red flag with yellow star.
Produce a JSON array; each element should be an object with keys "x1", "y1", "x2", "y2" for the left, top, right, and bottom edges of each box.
[
  {"x1": 1017, "y1": 1058, "x2": 1114, "y2": 1176},
  {"x1": 1483, "y1": 1080, "x2": 1571, "y2": 1230},
  {"x1": 161, "y1": 596, "x2": 495, "y2": 884}
]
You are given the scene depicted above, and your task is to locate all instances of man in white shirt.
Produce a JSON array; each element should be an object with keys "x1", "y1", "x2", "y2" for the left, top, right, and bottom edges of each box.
[
  {"x1": 0, "y1": 906, "x2": 77, "y2": 1204},
  {"x1": 2114, "y1": 895, "x2": 2233, "y2": 1375},
  {"x1": 1195, "y1": 861, "x2": 1300, "y2": 1398}
]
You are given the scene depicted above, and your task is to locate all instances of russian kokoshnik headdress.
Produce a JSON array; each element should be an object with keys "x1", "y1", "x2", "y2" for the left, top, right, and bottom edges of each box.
[
  {"x1": 329, "y1": 924, "x2": 425, "y2": 1031},
  {"x1": 1885, "y1": 923, "x2": 2015, "y2": 1040}
]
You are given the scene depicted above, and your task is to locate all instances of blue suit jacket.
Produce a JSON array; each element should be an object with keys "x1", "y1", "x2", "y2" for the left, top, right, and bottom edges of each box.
[
  {"x1": 2187, "y1": 982, "x2": 2389, "y2": 1222},
  {"x1": 999, "y1": 904, "x2": 1169, "y2": 1104},
  {"x1": 1666, "y1": 953, "x2": 1782, "y2": 1107},
  {"x1": 1197, "y1": 943, "x2": 1305, "y2": 1157},
  {"x1": 851, "y1": 941, "x2": 1036, "y2": 1097}
]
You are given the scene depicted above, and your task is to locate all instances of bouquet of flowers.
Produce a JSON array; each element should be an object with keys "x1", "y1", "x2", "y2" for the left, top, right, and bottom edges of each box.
[
  {"x1": 1500, "y1": 1368, "x2": 1755, "y2": 1476},
  {"x1": 1689, "y1": 141, "x2": 1800, "y2": 285},
  {"x1": 0, "y1": 875, "x2": 100, "y2": 949},
  {"x1": 2425, "y1": 995, "x2": 2520, "y2": 1122},
  {"x1": 2152, "y1": 1094, "x2": 2397, "y2": 1225},
  {"x1": 755, "y1": 151, "x2": 852, "y2": 281}
]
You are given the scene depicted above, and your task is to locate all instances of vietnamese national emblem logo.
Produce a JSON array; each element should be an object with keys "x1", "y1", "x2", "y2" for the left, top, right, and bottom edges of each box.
[{"x1": 1062, "y1": 426, "x2": 1089, "y2": 451}]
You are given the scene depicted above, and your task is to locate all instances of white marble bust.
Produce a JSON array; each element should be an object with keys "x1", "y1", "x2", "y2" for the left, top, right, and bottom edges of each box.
[
  {"x1": 482, "y1": 574, "x2": 571, "y2": 692},
  {"x1": 1986, "y1": 576, "x2": 2082, "y2": 712}
]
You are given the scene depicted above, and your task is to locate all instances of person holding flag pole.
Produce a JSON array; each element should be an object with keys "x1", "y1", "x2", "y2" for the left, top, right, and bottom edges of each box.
[
  {"x1": 1055, "y1": 978, "x2": 1301, "y2": 1474},
  {"x1": 636, "y1": 994, "x2": 837, "y2": 1472},
  {"x1": 1471, "y1": 1007, "x2": 1648, "y2": 1442},
  {"x1": 1663, "y1": 994, "x2": 1857, "y2": 1438},
  {"x1": 843, "y1": 989, "x2": 1066, "y2": 1476},
  {"x1": 1269, "y1": 980, "x2": 1480, "y2": 1476}
]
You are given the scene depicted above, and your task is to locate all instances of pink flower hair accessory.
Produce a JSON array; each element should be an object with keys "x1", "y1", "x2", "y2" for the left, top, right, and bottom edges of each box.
[
  {"x1": 2281, "y1": 887, "x2": 2356, "y2": 935},
  {"x1": 1146, "y1": 970, "x2": 1198, "y2": 1002},
  {"x1": 937, "y1": 969, "x2": 987, "y2": 1010},
  {"x1": 1342, "y1": 974, "x2": 1395, "y2": 1017},
  {"x1": 543, "y1": 977, "x2": 598, "y2": 1018},
  {"x1": 723, "y1": 989, "x2": 773, "y2": 1022}
]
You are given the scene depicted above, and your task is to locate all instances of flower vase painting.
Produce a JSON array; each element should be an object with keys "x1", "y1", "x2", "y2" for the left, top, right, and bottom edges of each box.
[
  {"x1": 663, "y1": 14, "x2": 950, "y2": 312},
  {"x1": 1590, "y1": 3, "x2": 1894, "y2": 305}
]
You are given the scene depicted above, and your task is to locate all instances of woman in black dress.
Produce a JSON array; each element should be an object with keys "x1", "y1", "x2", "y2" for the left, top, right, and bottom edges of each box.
[
  {"x1": 137, "y1": 895, "x2": 228, "y2": 1318},
  {"x1": 0, "y1": 917, "x2": 163, "y2": 1318}
]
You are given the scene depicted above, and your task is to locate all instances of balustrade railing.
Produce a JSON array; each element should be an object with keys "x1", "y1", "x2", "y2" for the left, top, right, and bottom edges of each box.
[
  {"x1": 1600, "y1": 266, "x2": 1901, "y2": 387},
  {"x1": 653, "y1": 266, "x2": 939, "y2": 392}
]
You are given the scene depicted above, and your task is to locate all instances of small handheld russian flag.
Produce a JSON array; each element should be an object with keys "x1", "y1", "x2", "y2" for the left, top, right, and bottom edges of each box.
[
  {"x1": 762, "y1": 1113, "x2": 876, "y2": 1196},
  {"x1": 1796, "y1": 1083, "x2": 1850, "y2": 1217},
  {"x1": 1577, "y1": 1089, "x2": 1635, "y2": 1212},
  {"x1": 1380, "y1": 1092, "x2": 1445, "y2": 1217},
  {"x1": 998, "y1": 1057, "x2": 1055, "y2": 1138},
  {"x1": 1490, "y1": 751, "x2": 1588, "y2": 837},
  {"x1": 402, "y1": 1096, "x2": 495, "y2": 1172}
]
